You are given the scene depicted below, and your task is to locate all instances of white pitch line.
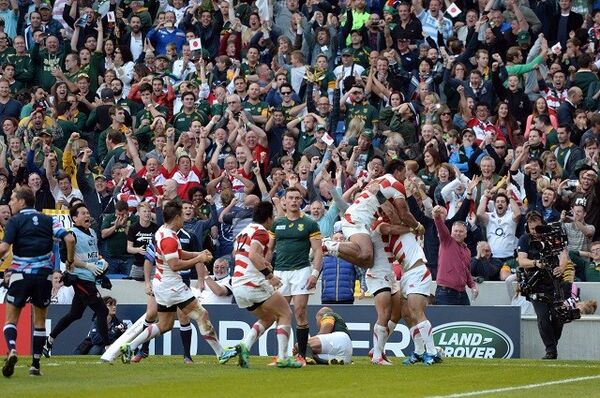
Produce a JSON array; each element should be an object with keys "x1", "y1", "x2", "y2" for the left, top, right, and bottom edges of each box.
[{"x1": 426, "y1": 375, "x2": 600, "y2": 398}]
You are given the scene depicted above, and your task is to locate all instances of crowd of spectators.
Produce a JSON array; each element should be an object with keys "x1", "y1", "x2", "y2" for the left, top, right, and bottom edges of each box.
[{"x1": 0, "y1": 0, "x2": 599, "y2": 307}]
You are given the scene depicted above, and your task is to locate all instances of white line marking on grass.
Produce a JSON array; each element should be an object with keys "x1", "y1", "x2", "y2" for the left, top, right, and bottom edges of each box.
[
  {"x1": 426, "y1": 375, "x2": 600, "y2": 398},
  {"x1": 449, "y1": 362, "x2": 600, "y2": 369}
]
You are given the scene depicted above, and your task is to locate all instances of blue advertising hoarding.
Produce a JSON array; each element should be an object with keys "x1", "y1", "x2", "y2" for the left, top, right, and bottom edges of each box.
[{"x1": 44, "y1": 304, "x2": 520, "y2": 359}]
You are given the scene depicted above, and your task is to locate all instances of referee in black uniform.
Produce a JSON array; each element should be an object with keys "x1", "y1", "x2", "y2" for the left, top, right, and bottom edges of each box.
[{"x1": 0, "y1": 187, "x2": 75, "y2": 377}]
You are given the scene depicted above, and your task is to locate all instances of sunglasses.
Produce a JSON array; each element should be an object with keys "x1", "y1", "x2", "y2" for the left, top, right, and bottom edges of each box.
[
  {"x1": 280, "y1": 91, "x2": 291, "y2": 95},
  {"x1": 495, "y1": 145, "x2": 506, "y2": 149},
  {"x1": 441, "y1": 112, "x2": 451, "y2": 116}
]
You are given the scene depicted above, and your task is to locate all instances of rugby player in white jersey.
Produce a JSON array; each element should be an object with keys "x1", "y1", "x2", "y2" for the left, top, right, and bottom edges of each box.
[
  {"x1": 375, "y1": 204, "x2": 440, "y2": 365},
  {"x1": 323, "y1": 160, "x2": 423, "y2": 268},
  {"x1": 219, "y1": 201, "x2": 303, "y2": 369},
  {"x1": 120, "y1": 201, "x2": 225, "y2": 363},
  {"x1": 368, "y1": 204, "x2": 412, "y2": 365}
]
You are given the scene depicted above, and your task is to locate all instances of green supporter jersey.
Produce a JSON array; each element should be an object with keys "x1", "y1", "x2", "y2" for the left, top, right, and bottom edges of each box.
[
  {"x1": 173, "y1": 109, "x2": 207, "y2": 132},
  {"x1": 101, "y1": 213, "x2": 134, "y2": 257},
  {"x1": 0, "y1": 47, "x2": 16, "y2": 68},
  {"x1": 319, "y1": 311, "x2": 349, "y2": 335},
  {"x1": 297, "y1": 131, "x2": 315, "y2": 155},
  {"x1": 270, "y1": 214, "x2": 321, "y2": 271},
  {"x1": 7, "y1": 53, "x2": 33, "y2": 86},
  {"x1": 240, "y1": 62, "x2": 258, "y2": 77},
  {"x1": 242, "y1": 100, "x2": 269, "y2": 120},
  {"x1": 346, "y1": 101, "x2": 378, "y2": 129},
  {"x1": 9, "y1": 80, "x2": 23, "y2": 95},
  {"x1": 31, "y1": 44, "x2": 65, "y2": 91}
]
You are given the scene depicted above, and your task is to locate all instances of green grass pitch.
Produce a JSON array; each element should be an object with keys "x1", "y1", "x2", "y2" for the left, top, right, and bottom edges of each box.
[{"x1": 3, "y1": 356, "x2": 600, "y2": 397}]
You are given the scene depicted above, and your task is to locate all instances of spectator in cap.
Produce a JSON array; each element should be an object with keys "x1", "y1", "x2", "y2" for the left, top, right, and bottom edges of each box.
[
  {"x1": 16, "y1": 107, "x2": 64, "y2": 147},
  {"x1": 333, "y1": 47, "x2": 366, "y2": 93},
  {"x1": 302, "y1": 124, "x2": 329, "y2": 161},
  {"x1": 346, "y1": 29, "x2": 371, "y2": 68},
  {"x1": 344, "y1": 130, "x2": 384, "y2": 177},
  {"x1": 37, "y1": 2, "x2": 63, "y2": 41}
]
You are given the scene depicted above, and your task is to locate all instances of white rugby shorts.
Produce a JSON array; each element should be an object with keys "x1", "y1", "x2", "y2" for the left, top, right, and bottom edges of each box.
[
  {"x1": 316, "y1": 332, "x2": 352, "y2": 363},
  {"x1": 274, "y1": 267, "x2": 315, "y2": 296},
  {"x1": 400, "y1": 266, "x2": 432, "y2": 298}
]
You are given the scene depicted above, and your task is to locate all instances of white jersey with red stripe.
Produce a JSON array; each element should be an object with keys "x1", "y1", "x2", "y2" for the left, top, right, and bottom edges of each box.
[
  {"x1": 153, "y1": 225, "x2": 184, "y2": 284},
  {"x1": 232, "y1": 223, "x2": 270, "y2": 288},
  {"x1": 369, "y1": 222, "x2": 395, "y2": 278},
  {"x1": 161, "y1": 165, "x2": 202, "y2": 199},
  {"x1": 371, "y1": 219, "x2": 426, "y2": 272},
  {"x1": 344, "y1": 174, "x2": 406, "y2": 227}
]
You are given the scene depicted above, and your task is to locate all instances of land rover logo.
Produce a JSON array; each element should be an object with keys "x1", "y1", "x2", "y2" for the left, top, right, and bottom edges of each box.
[{"x1": 432, "y1": 321, "x2": 514, "y2": 359}]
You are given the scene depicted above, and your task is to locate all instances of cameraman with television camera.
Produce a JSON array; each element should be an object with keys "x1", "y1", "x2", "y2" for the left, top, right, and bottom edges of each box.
[{"x1": 516, "y1": 211, "x2": 580, "y2": 360}]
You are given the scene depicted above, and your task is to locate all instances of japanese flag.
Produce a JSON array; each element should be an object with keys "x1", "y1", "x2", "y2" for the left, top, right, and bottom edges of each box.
[
  {"x1": 551, "y1": 42, "x2": 562, "y2": 55},
  {"x1": 189, "y1": 38, "x2": 202, "y2": 51},
  {"x1": 446, "y1": 3, "x2": 461, "y2": 18}
]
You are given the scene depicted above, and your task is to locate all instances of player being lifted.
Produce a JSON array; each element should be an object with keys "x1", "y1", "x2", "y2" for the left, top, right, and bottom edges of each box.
[
  {"x1": 120, "y1": 201, "x2": 226, "y2": 363},
  {"x1": 219, "y1": 201, "x2": 303, "y2": 369},
  {"x1": 323, "y1": 160, "x2": 424, "y2": 268},
  {"x1": 373, "y1": 203, "x2": 440, "y2": 365}
]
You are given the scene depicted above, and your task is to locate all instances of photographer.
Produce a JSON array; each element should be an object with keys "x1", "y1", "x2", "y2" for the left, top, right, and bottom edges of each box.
[
  {"x1": 75, "y1": 296, "x2": 128, "y2": 355},
  {"x1": 516, "y1": 211, "x2": 573, "y2": 360}
]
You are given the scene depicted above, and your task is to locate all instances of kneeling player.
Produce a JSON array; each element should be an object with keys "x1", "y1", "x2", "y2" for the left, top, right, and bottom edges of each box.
[
  {"x1": 219, "y1": 201, "x2": 302, "y2": 369},
  {"x1": 305, "y1": 307, "x2": 352, "y2": 365},
  {"x1": 120, "y1": 201, "x2": 224, "y2": 362}
]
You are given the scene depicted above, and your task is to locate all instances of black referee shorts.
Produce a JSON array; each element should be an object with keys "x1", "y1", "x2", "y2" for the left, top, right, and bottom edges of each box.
[
  {"x1": 73, "y1": 280, "x2": 104, "y2": 305},
  {"x1": 6, "y1": 273, "x2": 52, "y2": 308}
]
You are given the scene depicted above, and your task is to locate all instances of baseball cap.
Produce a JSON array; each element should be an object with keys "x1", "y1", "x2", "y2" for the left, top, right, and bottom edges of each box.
[
  {"x1": 100, "y1": 88, "x2": 114, "y2": 100},
  {"x1": 37, "y1": 129, "x2": 51, "y2": 137},
  {"x1": 316, "y1": 124, "x2": 327, "y2": 131},
  {"x1": 360, "y1": 129, "x2": 374, "y2": 141},
  {"x1": 39, "y1": 3, "x2": 51, "y2": 10},
  {"x1": 341, "y1": 47, "x2": 353, "y2": 56},
  {"x1": 516, "y1": 31, "x2": 530, "y2": 44},
  {"x1": 575, "y1": 164, "x2": 597, "y2": 179}
]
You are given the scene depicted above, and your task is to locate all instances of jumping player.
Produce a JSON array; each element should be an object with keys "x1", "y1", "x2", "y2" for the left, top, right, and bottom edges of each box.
[
  {"x1": 219, "y1": 201, "x2": 303, "y2": 369},
  {"x1": 323, "y1": 160, "x2": 423, "y2": 268},
  {"x1": 119, "y1": 201, "x2": 225, "y2": 363}
]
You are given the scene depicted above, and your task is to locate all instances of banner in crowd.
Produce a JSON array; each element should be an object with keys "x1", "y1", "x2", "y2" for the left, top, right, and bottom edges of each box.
[
  {"x1": 44, "y1": 305, "x2": 520, "y2": 358},
  {"x1": 42, "y1": 209, "x2": 73, "y2": 270}
]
